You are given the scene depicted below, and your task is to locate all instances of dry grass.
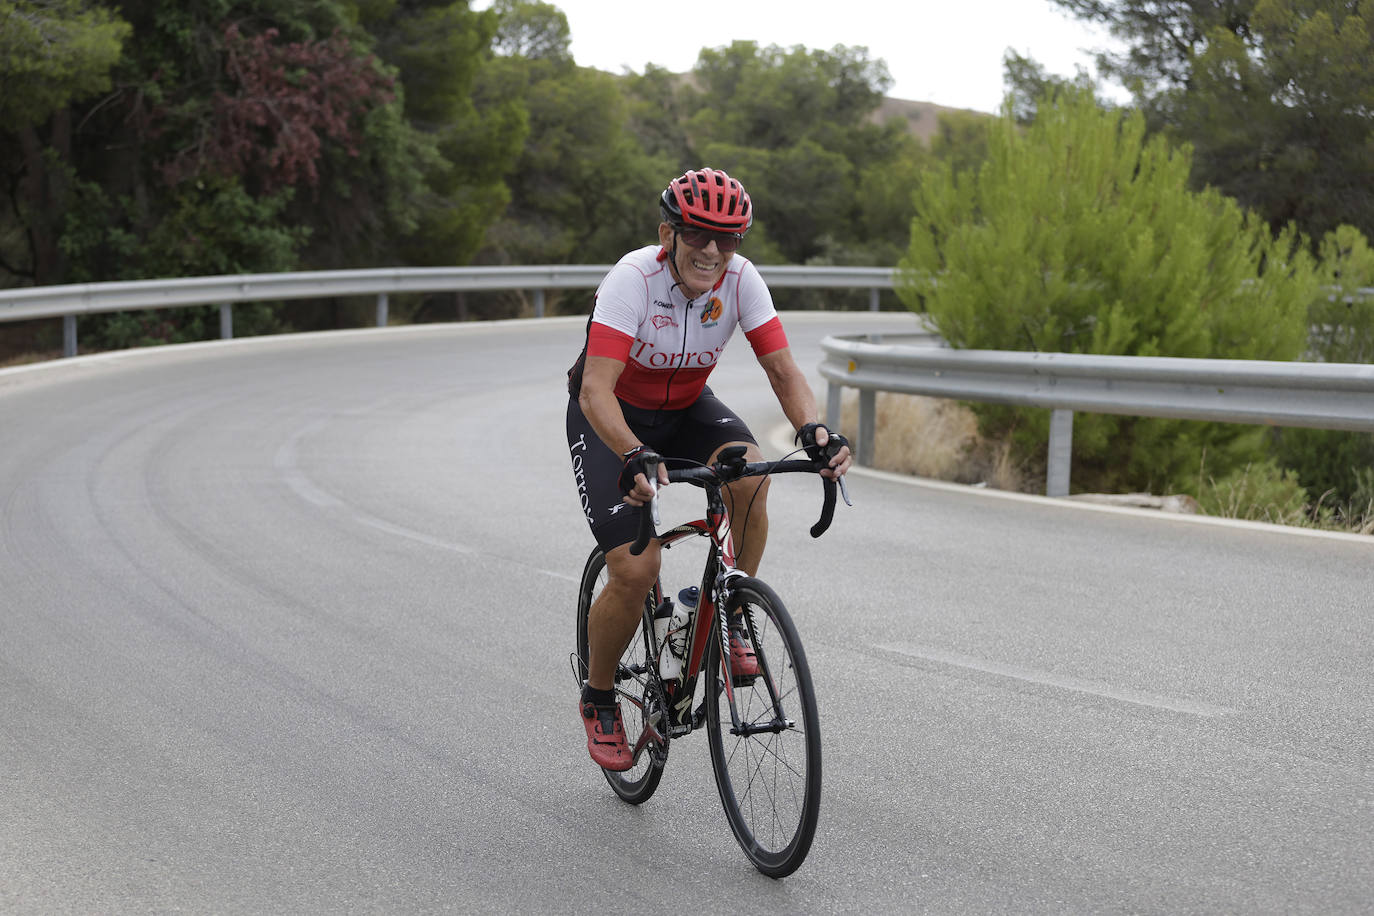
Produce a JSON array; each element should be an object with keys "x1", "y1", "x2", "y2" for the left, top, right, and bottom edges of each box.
[
  {"x1": 830, "y1": 390, "x2": 1033, "y2": 492},
  {"x1": 0, "y1": 350, "x2": 60, "y2": 369}
]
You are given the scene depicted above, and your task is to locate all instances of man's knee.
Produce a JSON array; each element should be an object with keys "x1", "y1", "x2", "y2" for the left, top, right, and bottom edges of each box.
[{"x1": 604, "y1": 540, "x2": 661, "y2": 595}]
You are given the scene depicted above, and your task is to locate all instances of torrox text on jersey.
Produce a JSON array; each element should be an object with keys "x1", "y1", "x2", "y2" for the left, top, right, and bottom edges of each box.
[{"x1": 587, "y1": 245, "x2": 788, "y2": 410}]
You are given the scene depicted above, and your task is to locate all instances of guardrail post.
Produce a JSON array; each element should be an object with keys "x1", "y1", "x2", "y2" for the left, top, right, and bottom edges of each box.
[
  {"x1": 219, "y1": 303, "x2": 233, "y2": 340},
  {"x1": 869, "y1": 289, "x2": 879, "y2": 312},
  {"x1": 376, "y1": 292, "x2": 388, "y2": 327},
  {"x1": 534, "y1": 289, "x2": 545, "y2": 318},
  {"x1": 825, "y1": 381, "x2": 841, "y2": 431},
  {"x1": 63, "y1": 315, "x2": 77, "y2": 357},
  {"x1": 858, "y1": 389, "x2": 876, "y2": 467},
  {"x1": 1047, "y1": 409, "x2": 1073, "y2": 497}
]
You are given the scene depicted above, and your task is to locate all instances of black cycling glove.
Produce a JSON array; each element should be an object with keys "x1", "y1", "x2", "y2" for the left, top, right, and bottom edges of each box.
[
  {"x1": 795, "y1": 423, "x2": 850, "y2": 464},
  {"x1": 618, "y1": 445, "x2": 662, "y2": 495}
]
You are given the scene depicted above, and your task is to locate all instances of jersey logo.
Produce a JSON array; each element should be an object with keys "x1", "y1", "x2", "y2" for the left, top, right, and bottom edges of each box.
[
  {"x1": 700, "y1": 297, "x2": 723, "y2": 328},
  {"x1": 651, "y1": 314, "x2": 677, "y2": 330}
]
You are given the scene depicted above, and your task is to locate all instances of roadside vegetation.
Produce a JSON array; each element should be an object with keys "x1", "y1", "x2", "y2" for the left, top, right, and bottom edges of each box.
[{"x1": 2, "y1": 0, "x2": 1370, "y2": 532}]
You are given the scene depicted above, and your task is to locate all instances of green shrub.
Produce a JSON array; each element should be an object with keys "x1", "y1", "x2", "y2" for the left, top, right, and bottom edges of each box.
[
  {"x1": 1195, "y1": 460, "x2": 1313, "y2": 526},
  {"x1": 898, "y1": 89, "x2": 1322, "y2": 496},
  {"x1": 1268, "y1": 225, "x2": 1374, "y2": 509}
]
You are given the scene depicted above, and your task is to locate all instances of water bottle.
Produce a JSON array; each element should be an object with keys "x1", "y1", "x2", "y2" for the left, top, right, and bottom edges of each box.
[{"x1": 654, "y1": 592, "x2": 692, "y2": 681}]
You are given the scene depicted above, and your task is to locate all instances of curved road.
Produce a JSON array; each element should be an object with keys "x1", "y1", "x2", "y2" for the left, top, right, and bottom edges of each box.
[{"x1": 2, "y1": 313, "x2": 1371, "y2": 914}]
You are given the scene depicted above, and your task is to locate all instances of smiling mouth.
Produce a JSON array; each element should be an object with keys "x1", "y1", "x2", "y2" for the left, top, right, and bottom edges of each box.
[{"x1": 690, "y1": 256, "x2": 718, "y2": 272}]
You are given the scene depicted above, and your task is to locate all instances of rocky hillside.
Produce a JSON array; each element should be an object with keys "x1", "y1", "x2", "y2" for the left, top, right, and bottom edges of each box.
[{"x1": 873, "y1": 97, "x2": 991, "y2": 143}]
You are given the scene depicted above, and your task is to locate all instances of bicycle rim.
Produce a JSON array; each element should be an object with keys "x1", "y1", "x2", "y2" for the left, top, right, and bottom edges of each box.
[
  {"x1": 705, "y1": 578, "x2": 821, "y2": 877},
  {"x1": 575, "y1": 547, "x2": 667, "y2": 804}
]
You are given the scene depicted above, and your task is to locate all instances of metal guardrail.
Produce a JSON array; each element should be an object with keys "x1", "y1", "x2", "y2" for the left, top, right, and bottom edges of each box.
[
  {"x1": 0, "y1": 265, "x2": 897, "y2": 357},
  {"x1": 820, "y1": 333, "x2": 1374, "y2": 497}
]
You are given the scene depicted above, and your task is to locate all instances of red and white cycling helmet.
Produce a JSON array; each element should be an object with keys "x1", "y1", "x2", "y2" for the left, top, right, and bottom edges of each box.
[{"x1": 659, "y1": 168, "x2": 753, "y2": 235}]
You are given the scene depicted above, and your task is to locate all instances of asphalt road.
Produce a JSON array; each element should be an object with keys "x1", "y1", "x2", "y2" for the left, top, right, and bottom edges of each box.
[{"x1": 2, "y1": 312, "x2": 1371, "y2": 914}]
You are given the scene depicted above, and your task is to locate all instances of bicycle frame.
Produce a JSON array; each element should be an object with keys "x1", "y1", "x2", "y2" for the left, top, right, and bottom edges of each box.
[
  {"x1": 632, "y1": 468, "x2": 790, "y2": 755},
  {"x1": 651, "y1": 517, "x2": 729, "y2": 735}
]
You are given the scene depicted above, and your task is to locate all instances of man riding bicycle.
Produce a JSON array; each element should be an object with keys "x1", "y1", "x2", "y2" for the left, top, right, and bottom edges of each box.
[{"x1": 566, "y1": 167, "x2": 851, "y2": 771}]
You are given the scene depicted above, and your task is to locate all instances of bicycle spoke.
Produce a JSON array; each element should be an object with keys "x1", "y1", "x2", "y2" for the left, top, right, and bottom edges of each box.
[{"x1": 707, "y1": 580, "x2": 821, "y2": 877}]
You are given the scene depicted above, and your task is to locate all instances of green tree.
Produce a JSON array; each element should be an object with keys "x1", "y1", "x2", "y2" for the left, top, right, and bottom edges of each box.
[
  {"x1": 0, "y1": 0, "x2": 130, "y2": 285},
  {"x1": 1309, "y1": 224, "x2": 1374, "y2": 364},
  {"x1": 0, "y1": 0, "x2": 130, "y2": 127},
  {"x1": 623, "y1": 64, "x2": 693, "y2": 162},
  {"x1": 628, "y1": 40, "x2": 917, "y2": 272},
  {"x1": 1270, "y1": 224, "x2": 1374, "y2": 511},
  {"x1": 898, "y1": 89, "x2": 1322, "y2": 494},
  {"x1": 929, "y1": 109, "x2": 993, "y2": 182},
  {"x1": 1050, "y1": 0, "x2": 1374, "y2": 245},
  {"x1": 489, "y1": 0, "x2": 570, "y2": 61},
  {"x1": 1049, "y1": 0, "x2": 1258, "y2": 112},
  {"x1": 1002, "y1": 49, "x2": 1099, "y2": 124},
  {"x1": 475, "y1": 1, "x2": 665, "y2": 272},
  {"x1": 1178, "y1": 0, "x2": 1374, "y2": 243},
  {"x1": 354, "y1": 0, "x2": 526, "y2": 267}
]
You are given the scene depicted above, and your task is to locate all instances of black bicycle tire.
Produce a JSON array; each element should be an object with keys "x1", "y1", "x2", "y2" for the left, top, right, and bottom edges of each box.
[
  {"x1": 705, "y1": 578, "x2": 822, "y2": 878},
  {"x1": 575, "y1": 546, "x2": 667, "y2": 804}
]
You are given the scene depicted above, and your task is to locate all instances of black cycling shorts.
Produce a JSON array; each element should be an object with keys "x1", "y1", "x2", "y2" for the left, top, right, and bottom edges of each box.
[{"x1": 566, "y1": 387, "x2": 757, "y2": 551}]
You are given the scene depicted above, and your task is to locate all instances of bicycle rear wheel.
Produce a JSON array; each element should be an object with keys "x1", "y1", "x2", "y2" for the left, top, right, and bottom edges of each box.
[
  {"x1": 705, "y1": 578, "x2": 821, "y2": 878},
  {"x1": 575, "y1": 547, "x2": 667, "y2": 804}
]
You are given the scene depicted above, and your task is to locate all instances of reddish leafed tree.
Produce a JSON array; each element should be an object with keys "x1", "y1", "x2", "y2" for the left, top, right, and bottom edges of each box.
[{"x1": 164, "y1": 24, "x2": 395, "y2": 189}]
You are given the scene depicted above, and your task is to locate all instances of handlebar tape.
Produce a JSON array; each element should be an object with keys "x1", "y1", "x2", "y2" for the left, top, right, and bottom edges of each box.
[
  {"x1": 629, "y1": 503, "x2": 655, "y2": 556},
  {"x1": 628, "y1": 454, "x2": 660, "y2": 556},
  {"x1": 810, "y1": 478, "x2": 837, "y2": 538}
]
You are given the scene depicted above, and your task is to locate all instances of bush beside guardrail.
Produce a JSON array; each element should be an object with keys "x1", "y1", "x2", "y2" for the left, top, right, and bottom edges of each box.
[{"x1": 819, "y1": 333, "x2": 1374, "y2": 497}]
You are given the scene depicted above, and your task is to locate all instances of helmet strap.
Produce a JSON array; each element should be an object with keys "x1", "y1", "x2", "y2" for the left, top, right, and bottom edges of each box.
[{"x1": 666, "y1": 230, "x2": 694, "y2": 300}]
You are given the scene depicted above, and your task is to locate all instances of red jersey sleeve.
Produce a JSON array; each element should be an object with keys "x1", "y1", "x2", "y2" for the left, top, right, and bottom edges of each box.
[
  {"x1": 586, "y1": 321, "x2": 633, "y2": 362},
  {"x1": 744, "y1": 316, "x2": 788, "y2": 357}
]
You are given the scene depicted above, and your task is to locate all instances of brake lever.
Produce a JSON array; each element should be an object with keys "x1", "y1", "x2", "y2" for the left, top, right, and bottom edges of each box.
[{"x1": 818, "y1": 436, "x2": 854, "y2": 508}]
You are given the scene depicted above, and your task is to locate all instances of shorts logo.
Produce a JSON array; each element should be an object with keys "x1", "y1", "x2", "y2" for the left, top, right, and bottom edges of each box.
[
  {"x1": 651, "y1": 314, "x2": 677, "y2": 330},
  {"x1": 700, "y1": 297, "x2": 723, "y2": 327},
  {"x1": 570, "y1": 435, "x2": 593, "y2": 523}
]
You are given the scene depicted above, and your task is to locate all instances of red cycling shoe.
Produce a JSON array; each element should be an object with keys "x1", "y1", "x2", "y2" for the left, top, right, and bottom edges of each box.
[
  {"x1": 580, "y1": 698, "x2": 633, "y2": 771},
  {"x1": 729, "y1": 626, "x2": 760, "y2": 681}
]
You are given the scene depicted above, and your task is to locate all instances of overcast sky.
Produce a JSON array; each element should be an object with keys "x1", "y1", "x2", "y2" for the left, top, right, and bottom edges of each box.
[{"x1": 473, "y1": 0, "x2": 1126, "y2": 114}]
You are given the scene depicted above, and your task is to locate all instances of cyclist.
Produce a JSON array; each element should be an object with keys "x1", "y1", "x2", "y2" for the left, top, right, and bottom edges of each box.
[{"x1": 566, "y1": 167, "x2": 851, "y2": 770}]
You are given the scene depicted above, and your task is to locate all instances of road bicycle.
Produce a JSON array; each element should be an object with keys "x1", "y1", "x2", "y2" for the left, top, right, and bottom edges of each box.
[{"x1": 571, "y1": 442, "x2": 850, "y2": 878}]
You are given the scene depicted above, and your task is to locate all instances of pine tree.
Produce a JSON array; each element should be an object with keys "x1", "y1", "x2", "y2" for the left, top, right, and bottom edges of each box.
[{"x1": 898, "y1": 89, "x2": 1322, "y2": 495}]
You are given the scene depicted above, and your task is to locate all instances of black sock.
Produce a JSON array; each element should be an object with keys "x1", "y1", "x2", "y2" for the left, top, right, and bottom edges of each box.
[{"x1": 582, "y1": 685, "x2": 616, "y2": 707}]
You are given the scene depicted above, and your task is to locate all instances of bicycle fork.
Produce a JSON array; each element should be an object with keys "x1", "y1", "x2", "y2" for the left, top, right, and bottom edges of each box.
[{"x1": 715, "y1": 589, "x2": 794, "y2": 737}]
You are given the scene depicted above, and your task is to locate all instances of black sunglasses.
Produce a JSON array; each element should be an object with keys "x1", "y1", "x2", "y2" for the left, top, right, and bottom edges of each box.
[{"x1": 678, "y1": 227, "x2": 743, "y2": 252}]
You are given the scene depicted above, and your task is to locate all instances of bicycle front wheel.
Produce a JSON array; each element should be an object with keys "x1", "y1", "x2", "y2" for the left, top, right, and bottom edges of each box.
[
  {"x1": 575, "y1": 547, "x2": 667, "y2": 804},
  {"x1": 705, "y1": 578, "x2": 821, "y2": 878}
]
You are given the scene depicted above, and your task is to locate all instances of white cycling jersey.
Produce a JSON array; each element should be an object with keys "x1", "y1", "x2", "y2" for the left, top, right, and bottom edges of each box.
[{"x1": 587, "y1": 245, "x2": 788, "y2": 410}]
